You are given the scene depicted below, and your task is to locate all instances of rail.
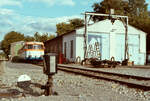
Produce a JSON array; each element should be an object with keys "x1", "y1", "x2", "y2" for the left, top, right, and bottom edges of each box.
[{"x1": 58, "y1": 64, "x2": 150, "y2": 91}]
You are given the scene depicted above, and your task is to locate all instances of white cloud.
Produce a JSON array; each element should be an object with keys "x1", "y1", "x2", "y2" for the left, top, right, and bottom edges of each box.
[
  {"x1": 0, "y1": 0, "x2": 22, "y2": 7},
  {"x1": 0, "y1": 8, "x2": 82, "y2": 40},
  {"x1": 60, "y1": 0, "x2": 75, "y2": 6},
  {"x1": 19, "y1": 15, "x2": 81, "y2": 35},
  {"x1": 0, "y1": 8, "x2": 15, "y2": 15},
  {"x1": 26, "y1": 0, "x2": 75, "y2": 6}
]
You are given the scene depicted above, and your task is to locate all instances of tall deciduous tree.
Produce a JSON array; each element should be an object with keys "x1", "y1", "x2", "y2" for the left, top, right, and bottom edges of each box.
[
  {"x1": 92, "y1": 0, "x2": 150, "y2": 33},
  {"x1": 34, "y1": 32, "x2": 55, "y2": 42},
  {"x1": 1, "y1": 31, "x2": 24, "y2": 56},
  {"x1": 24, "y1": 36, "x2": 35, "y2": 42},
  {"x1": 56, "y1": 18, "x2": 84, "y2": 36},
  {"x1": 1, "y1": 31, "x2": 55, "y2": 56},
  {"x1": 92, "y1": 0, "x2": 129, "y2": 21},
  {"x1": 92, "y1": 0, "x2": 148, "y2": 15},
  {"x1": 34, "y1": 32, "x2": 41, "y2": 42}
]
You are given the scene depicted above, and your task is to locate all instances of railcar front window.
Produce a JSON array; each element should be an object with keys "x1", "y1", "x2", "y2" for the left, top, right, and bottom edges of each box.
[
  {"x1": 33, "y1": 45, "x2": 44, "y2": 49},
  {"x1": 28, "y1": 45, "x2": 33, "y2": 49}
]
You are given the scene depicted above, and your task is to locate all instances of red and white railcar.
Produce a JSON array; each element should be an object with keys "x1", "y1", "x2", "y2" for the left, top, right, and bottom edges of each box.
[{"x1": 18, "y1": 42, "x2": 44, "y2": 61}]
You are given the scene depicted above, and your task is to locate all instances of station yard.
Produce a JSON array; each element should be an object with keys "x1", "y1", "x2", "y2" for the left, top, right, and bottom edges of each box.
[{"x1": 0, "y1": 61, "x2": 150, "y2": 101}]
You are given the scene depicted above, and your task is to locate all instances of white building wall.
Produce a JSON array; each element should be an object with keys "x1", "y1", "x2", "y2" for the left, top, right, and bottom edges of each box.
[
  {"x1": 63, "y1": 19, "x2": 146, "y2": 65},
  {"x1": 140, "y1": 33, "x2": 146, "y2": 53},
  {"x1": 139, "y1": 32, "x2": 146, "y2": 65},
  {"x1": 76, "y1": 34, "x2": 84, "y2": 61},
  {"x1": 63, "y1": 32, "x2": 76, "y2": 62},
  {"x1": 115, "y1": 34, "x2": 125, "y2": 61},
  {"x1": 109, "y1": 31, "x2": 116, "y2": 59},
  {"x1": 115, "y1": 33, "x2": 146, "y2": 65}
]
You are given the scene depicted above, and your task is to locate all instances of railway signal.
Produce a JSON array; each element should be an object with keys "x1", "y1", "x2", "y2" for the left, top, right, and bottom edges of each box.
[{"x1": 43, "y1": 53, "x2": 57, "y2": 96}]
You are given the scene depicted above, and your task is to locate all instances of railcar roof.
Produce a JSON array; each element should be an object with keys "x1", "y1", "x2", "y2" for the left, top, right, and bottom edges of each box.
[{"x1": 25, "y1": 42, "x2": 44, "y2": 45}]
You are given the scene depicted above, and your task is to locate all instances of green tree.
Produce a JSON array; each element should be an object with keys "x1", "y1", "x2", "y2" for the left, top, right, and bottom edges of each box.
[
  {"x1": 92, "y1": 0, "x2": 129, "y2": 21},
  {"x1": 92, "y1": 0, "x2": 150, "y2": 33},
  {"x1": 92, "y1": 0, "x2": 148, "y2": 15},
  {"x1": 24, "y1": 36, "x2": 35, "y2": 42},
  {"x1": 129, "y1": 0, "x2": 148, "y2": 16},
  {"x1": 1, "y1": 31, "x2": 25, "y2": 56},
  {"x1": 39, "y1": 33, "x2": 55, "y2": 42},
  {"x1": 56, "y1": 18, "x2": 84, "y2": 36},
  {"x1": 34, "y1": 32, "x2": 55, "y2": 42},
  {"x1": 48, "y1": 34, "x2": 55, "y2": 40},
  {"x1": 69, "y1": 18, "x2": 84, "y2": 29},
  {"x1": 34, "y1": 32, "x2": 41, "y2": 42}
]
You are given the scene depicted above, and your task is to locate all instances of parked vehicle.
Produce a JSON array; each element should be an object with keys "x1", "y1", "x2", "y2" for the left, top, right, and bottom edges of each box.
[
  {"x1": 18, "y1": 42, "x2": 45, "y2": 61},
  {"x1": 11, "y1": 41, "x2": 45, "y2": 62}
]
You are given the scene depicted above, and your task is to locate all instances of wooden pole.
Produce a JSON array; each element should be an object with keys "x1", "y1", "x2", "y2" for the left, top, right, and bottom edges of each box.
[
  {"x1": 84, "y1": 13, "x2": 88, "y2": 60},
  {"x1": 45, "y1": 75, "x2": 53, "y2": 96}
]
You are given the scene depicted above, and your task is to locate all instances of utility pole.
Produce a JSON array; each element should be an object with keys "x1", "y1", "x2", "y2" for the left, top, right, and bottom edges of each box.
[{"x1": 83, "y1": 14, "x2": 88, "y2": 60}]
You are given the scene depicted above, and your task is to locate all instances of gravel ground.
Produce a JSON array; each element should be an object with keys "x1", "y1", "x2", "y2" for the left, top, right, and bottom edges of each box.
[
  {"x1": 0, "y1": 61, "x2": 150, "y2": 101},
  {"x1": 61, "y1": 64, "x2": 150, "y2": 77},
  {"x1": 100, "y1": 67, "x2": 150, "y2": 77}
]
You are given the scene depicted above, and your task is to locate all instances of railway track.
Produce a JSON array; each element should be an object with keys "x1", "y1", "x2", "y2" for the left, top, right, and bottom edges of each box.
[{"x1": 58, "y1": 64, "x2": 150, "y2": 91}]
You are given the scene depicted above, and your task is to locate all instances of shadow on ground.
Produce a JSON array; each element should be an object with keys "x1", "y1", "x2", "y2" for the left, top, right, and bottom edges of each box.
[
  {"x1": 17, "y1": 81, "x2": 43, "y2": 96},
  {"x1": 0, "y1": 82, "x2": 44, "y2": 100}
]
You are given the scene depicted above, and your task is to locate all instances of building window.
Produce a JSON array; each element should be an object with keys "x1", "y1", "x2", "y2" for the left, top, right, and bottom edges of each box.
[
  {"x1": 70, "y1": 40, "x2": 73, "y2": 58},
  {"x1": 64, "y1": 42, "x2": 67, "y2": 58}
]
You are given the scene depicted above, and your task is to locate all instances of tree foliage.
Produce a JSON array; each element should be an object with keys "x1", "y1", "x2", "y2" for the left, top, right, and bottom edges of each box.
[
  {"x1": 56, "y1": 18, "x2": 84, "y2": 36},
  {"x1": 24, "y1": 36, "x2": 35, "y2": 42},
  {"x1": 1, "y1": 31, "x2": 25, "y2": 56},
  {"x1": 34, "y1": 32, "x2": 55, "y2": 42},
  {"x1": 92, "y1": 0, "x2": 150, "y2": 34},
  {"x1": 1, "y1": 31, "x2": 55, "y2": 56},
  {"x1": 92, "y1": 0, "x2": 148, "y2": 16}
]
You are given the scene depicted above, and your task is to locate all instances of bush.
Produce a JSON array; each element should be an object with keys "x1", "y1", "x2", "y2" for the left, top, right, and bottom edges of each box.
[{"x1": 11, "y1": 56, "x2": 25, "y2": 63}]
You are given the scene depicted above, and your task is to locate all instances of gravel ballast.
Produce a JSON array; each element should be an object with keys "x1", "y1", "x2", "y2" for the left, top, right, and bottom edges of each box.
[{"x1": 0, "y1": 61, "x2": 150, "y2": 101}]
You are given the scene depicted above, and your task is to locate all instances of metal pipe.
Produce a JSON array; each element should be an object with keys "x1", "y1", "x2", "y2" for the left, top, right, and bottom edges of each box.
[{"x1": 82, "y1": 12, "x2": 128, "y2": 18}]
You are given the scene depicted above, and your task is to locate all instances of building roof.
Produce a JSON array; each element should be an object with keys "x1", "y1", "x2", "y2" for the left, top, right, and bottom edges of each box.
[
  {"x1": 77, "y1": 19, "x2": 147, "y2": 35},
  {"x1": 44, "y1": 19, "x2": 147, "y2": 44}
]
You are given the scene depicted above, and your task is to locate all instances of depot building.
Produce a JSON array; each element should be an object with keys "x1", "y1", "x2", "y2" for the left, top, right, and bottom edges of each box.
[{"x1": 44, "y1": 19, "x2": 147, "y2": 65}]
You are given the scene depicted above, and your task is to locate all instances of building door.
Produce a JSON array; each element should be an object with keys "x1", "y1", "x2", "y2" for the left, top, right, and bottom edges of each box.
[
  {"x1": 70, "y1": 40, "x2": 73, "y2": 58},
  {"x1": 64, "y1": 42, "x2": 67, "y2": 58},
  {"x1": 115, "y1": 34, "x2": 125, "y2": 62},
  {"x1": 128, "y1": 34, "x2": 139, "y2": 64}
]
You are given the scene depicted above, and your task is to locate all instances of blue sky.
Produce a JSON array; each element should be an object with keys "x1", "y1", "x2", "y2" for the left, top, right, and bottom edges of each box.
[{"x1": 0, "y1": 0, "x2": 150, "y2": 41}]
